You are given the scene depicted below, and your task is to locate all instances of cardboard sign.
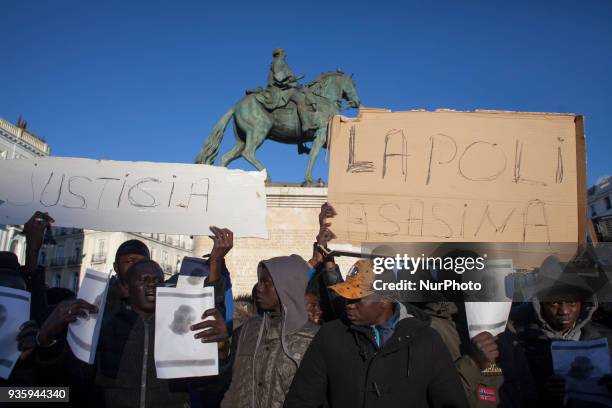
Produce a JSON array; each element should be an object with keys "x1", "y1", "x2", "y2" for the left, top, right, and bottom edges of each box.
[
  {"x1": 327, "y1": 109, "x2": 586, "y2": 245},
  {"x1": 0, "y1": 157, "x2": 267, "y2": 237}
]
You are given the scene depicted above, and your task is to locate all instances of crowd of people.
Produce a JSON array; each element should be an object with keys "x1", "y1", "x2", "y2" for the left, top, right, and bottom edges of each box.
[{"x1": 1, "y1": 204, "x2": 612, "y2": 408}]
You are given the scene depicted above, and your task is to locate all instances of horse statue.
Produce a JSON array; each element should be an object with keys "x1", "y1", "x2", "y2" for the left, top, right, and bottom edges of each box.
[{"x1": 194, "y1": 70, "x2": 360, "y2": 186}]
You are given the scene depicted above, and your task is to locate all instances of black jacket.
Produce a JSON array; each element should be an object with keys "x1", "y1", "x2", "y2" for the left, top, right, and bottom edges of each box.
[{"x1": 283, "y1": 304, "x2": 468, "y2": 408}]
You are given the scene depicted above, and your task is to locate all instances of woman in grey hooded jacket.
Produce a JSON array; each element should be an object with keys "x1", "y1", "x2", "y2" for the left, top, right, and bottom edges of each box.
[{"x1": 221, "y1": 255, "x2": 319, "y2": 408}]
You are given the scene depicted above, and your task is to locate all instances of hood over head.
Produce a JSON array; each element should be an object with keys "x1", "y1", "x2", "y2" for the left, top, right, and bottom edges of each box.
[
  {"x1": 258, "y1": 254, "x2": 310, "y2": 335},
  {"x1": 531, "y1": 294, "x2": 598, "y2": 340}
]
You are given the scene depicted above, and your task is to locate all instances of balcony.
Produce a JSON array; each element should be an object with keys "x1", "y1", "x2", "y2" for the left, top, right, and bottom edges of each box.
[
  {"x1": 50, "y1": 257, "x2": 66, "y2": 267},
  {"x1": 91, "y1": 253, "x2": 107, "y2": 264},
  {"x1": 67, "y1": 255, "x2": 81, "y2": 265}
]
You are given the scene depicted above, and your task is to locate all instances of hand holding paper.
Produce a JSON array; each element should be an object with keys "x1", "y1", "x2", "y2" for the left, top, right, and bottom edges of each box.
[
  {"x1": 16, "y1": 320, "x2": 38, "y2": 361},
  {"x1": 66, "y1": 269, "x2": 110, "y2": 364},
  {"x1": 469, "y1": 332, "x2": 500, "y2": 370},
  {"x1": 190, "y1": 308, "x2": 230, "y2": 359},
  {"x1": 38, "y1": 298, "x2": 99, "y2": 347}
]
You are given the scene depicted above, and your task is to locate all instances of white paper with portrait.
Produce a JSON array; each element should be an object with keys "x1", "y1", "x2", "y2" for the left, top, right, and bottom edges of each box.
[
  {"x1": 464, "y1": 259, "x2": 515, "y2": 338},
  {"x1": 154, "y1": 286, "x2": 217, "y2": 378},
  {"x1": 552, "y1": 337, "x2": 612, "y2": 407},
  {"x1": 67, "y1": 268, "x2": 110, "y2": 364},
  {"x1": 0, "y1": 287, "x2": 30, "y2": 379}
]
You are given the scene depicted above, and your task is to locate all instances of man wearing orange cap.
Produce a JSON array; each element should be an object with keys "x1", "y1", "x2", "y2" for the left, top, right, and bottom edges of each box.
[{"x1": 284, "y1": 259, "x2": 468, "y2": 408}]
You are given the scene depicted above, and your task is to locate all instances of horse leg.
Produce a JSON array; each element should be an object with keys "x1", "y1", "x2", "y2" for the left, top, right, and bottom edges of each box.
[
  {"x1": 302, "y1": 127, "x2": 326, "y2": 186},
  {"x1": 241, "y1": 127, "x2": 271, "y2": 180},
  {"x1": 220, "y1": 123, "x2": 245, "y2": 167}
]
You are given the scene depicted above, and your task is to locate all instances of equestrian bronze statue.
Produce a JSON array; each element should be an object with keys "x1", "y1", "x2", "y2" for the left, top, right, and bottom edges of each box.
[{"x1": 195, "y1": 48, "x2": 360, "y2": 185}]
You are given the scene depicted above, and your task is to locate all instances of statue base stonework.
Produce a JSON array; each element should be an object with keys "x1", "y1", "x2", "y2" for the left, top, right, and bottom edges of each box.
[{"x1": 192, "y1": 185, "x2": 354, "y2": 295}]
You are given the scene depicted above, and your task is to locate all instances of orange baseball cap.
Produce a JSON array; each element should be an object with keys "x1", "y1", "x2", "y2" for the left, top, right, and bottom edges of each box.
[{"x1": 329, "y1": 259, "x2": 376, "y2": 300}]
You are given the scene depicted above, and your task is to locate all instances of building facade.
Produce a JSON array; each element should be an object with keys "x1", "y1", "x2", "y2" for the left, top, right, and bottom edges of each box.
[
  {"x1": 0, "y1": 117, "x2": 51, "y2": 263},
  {"x1": 41, "y1": 229, "x2": 193, "y2": 291},
  {"x1": 589, "y1": 176, "x2": 612, "y2": 242}
]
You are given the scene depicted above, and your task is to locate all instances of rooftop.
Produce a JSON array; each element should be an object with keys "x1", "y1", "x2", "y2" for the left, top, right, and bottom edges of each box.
[{"x1": 0, "y1": 117, "x2": 51, "y2": 155}]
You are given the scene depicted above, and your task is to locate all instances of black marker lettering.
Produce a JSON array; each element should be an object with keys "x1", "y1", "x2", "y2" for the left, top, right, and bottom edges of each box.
[{"x1": 40, "y1": 172, "x2": 65, "y2": 207}]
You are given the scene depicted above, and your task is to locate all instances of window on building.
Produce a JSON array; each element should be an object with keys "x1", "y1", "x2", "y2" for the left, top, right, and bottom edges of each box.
[
  {"x1": 40, "y1": 251, "x2": 46, "y2": 265},
  {"x1": 72, "y1": 272, "x2": 79, "y2": 292},
  {"x1": 54, "y1": 274, "x2": 62, "y2": 287},
  {"x1": 97, "y1": 239, "x2": 106, "y2": 254},
  {"x1": 592, "y1": 205, "x2": 597, "y2": 217},
  {"x1": 162, "y1": 251, "x2": 168, "y2": 265},
  {"x1": 93, "y1": 239, "x2": 106, "y2": 263},
  {"x1": 0, "y1": 149, "x2": 6, "y2": 159},
  {"x1": 606, "y1": 196, "x2": 612, "y2": 210},
  {"x1": 150, "y1": 248, "x2": 156, "y2": 261},
  {"x1": 71, "y1": 245, "x2": 81, "y2": 264},
  {"x1": 55, "y1": 245, "x2": 65, "y2": 261}
]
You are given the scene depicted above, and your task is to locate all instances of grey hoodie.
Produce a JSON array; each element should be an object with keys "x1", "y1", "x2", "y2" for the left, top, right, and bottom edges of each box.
[
  {"x1": 530, "y1": 295, "x2": 599, "y2": 340},
  {"x1": 221, "y1": 255, "x2": 319, "y2": 408}
]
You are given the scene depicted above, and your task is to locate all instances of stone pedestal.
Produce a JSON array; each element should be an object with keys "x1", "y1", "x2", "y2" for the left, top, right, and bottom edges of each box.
[{"x1": 193, "y1": 185, "x2": 354, "y2": 295}]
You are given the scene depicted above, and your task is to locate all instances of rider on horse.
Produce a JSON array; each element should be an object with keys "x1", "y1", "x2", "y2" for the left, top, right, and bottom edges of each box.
[{"x1": 249, "y1": 48, "x2": 318, "y2": 132}]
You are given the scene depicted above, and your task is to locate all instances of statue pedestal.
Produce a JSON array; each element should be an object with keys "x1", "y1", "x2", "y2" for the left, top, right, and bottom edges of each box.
[{"x1": 193, "y1": 184, "x2": 353, "y2": 295}]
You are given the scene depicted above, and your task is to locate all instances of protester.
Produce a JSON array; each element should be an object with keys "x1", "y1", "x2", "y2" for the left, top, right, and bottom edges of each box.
[
  {"x1": 421, "y1": 300, "x2": 536, "y2": 407},
  {"x1": 36, "y1": 259, "x2": 229, "y2": 407},
  {"x1": 1, "y1": 211, "x2": 54, "y2": 323},
  {"x1": 0, "y1": 267, "x2": 40, "y2": 388},
  {"x1": 305, "y1": 202, "x2": 344, "y2": 323},
  {"x1": 0, "y1": 212, "x2": 53, "y2": 389},
  {"x1": 284, "y1": 259, "x2": 468, "y2": 408},
  {"x1": 106, "y1": 238, "x2": 151, "y2": 318},
  {"x1": 512, "y1": 255, "x2": 612, "y2": 407},
  {"x1": 305, "y1": 283, "x2": 322, "y2": 325},
  {"x1": 409, "y1": 247, "x2": 536, "y2": 407},
  {"x1": 221, "y1": 255, "x2": 318, "y2": 408}
]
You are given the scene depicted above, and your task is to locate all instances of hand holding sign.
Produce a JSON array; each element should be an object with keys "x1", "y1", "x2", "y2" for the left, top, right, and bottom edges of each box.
[
  {"x1": 16, "y1": 320, "x2": 38, "y2": 361},
  {"x1": 469, "y1": 331, "x2": 499, "y2": 370},
  {"x1": 208, "y1": 226, "x2": 233, "y2": 283},
  {"x1": 38, "y1": 299, "x2": 98, "y2": 347},
  {"x1": 209, "y1": 226, "x2": 233, "y2": 261},
  {"x1": 23, "y1": 211, "x2": 54, "y2": 253},
  {"x1": 190, "y1": 308, "x2": 230, "y2": 359}
]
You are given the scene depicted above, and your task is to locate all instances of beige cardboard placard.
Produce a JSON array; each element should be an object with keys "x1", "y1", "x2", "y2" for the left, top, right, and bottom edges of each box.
[{"x1": 327, "y1": 109, "x2": 586, "y2": 247}]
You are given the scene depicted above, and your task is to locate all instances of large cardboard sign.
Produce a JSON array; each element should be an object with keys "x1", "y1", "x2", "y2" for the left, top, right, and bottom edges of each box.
[
  {"x1": 327, "y1": 109, "x2": 586, "y2": 245},
  {"x1": 0, "y1": 157, "x2": 267, "y2": 237}
]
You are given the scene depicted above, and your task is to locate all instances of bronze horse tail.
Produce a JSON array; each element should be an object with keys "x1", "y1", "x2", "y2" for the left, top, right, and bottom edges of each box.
[{"x1": 194, "y1": 105, "x2": 235, "y2": 165}]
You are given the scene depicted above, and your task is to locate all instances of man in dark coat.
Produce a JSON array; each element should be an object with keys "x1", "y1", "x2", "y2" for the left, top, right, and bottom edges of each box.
[{"x1": 284, "y1": 259, "x2": 468, "y2": 408}]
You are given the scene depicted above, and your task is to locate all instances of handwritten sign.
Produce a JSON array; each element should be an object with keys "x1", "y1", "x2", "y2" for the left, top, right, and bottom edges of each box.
[
  {"x1": 0, "y1": 157, "x2": 267, "y2": 237},
  {"x1": 327, "y1": 109, "x2": 586, "y2": 245}
]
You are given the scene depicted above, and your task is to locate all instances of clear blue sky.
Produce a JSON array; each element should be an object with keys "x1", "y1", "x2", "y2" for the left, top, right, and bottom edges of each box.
[{"x1": 2, "y1": 0, "x2": 611, "y2": 185}]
